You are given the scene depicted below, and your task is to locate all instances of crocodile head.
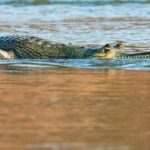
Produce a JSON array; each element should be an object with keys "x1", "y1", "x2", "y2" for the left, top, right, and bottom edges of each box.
[{"x1": 94, "y1": 43, "x2": 125, "y2": 59}]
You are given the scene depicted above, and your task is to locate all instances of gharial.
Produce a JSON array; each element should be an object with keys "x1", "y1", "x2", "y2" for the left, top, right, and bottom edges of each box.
[{"x1": 0, "y1": 35, "x2": 150, "y2": 59}]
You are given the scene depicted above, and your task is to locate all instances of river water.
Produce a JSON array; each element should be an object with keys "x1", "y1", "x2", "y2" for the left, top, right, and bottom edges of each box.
[{"x1": 0, "y1": 0, "x2": 150, "y2": 150}]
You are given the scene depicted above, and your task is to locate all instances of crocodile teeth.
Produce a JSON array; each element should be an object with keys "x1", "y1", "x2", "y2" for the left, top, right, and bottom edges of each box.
[{"x1": 116, "y1": 54, "x2": 150, "y2": 59}]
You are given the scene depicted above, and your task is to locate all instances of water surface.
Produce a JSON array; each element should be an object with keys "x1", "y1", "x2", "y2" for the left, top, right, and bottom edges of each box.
[{"x1": 0, "y1": 68, "x2": 150, "y2": 150}]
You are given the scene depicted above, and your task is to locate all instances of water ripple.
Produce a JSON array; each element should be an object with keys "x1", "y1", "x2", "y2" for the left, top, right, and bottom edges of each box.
[{"x1": 0, "y1": 59, "x2": 150, "y2": 72}]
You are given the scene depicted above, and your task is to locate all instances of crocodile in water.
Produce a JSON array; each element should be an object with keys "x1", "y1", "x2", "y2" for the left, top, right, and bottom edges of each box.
[{"x1": 0, "y1": 36, "x2": 150, "y2": 59}]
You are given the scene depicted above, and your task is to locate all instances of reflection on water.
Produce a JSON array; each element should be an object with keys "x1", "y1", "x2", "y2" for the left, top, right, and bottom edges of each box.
[{"x1": 0, "y1": 68, "x2": 150, "y2": 149}]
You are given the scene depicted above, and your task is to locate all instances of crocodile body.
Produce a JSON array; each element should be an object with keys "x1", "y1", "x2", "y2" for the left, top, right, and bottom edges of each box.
[
  {"x1": 0, "y1": 36, "x2": 150, "y2": 59},
  {"x1": 0, "y1": 36, "x2": 99, "y2": 59}
]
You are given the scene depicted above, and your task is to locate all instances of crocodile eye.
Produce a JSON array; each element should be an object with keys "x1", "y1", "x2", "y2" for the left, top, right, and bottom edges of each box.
[
  {"x1": 103, "y1": 44, "x2": 111, "y2": 52},
  {"x1": 115, "y1": 43, "x2": 124, "y2": 48},
  {"x1": 104, "y1": 48, "x2": 110, "y2": 53},
  {"x1": 105, "y1": 44, "x2": 111, "y2": 48}
]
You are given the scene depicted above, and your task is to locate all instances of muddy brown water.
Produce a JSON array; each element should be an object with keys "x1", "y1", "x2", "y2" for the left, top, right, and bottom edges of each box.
[{"x1": 0, "y1": 68, "x2": 150, "y2": 150}]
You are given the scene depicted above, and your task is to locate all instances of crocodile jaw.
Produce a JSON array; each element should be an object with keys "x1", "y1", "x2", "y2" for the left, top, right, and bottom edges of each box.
[
  {"x1": 94, "y1": 48, "x2": 150, "y2": 59},
  {"x1": 115, "y1": 54, "x2": 150, "y2": 59},
  {"x1": 94, "y1": 50, "x2": 116, "y2": 59}
]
